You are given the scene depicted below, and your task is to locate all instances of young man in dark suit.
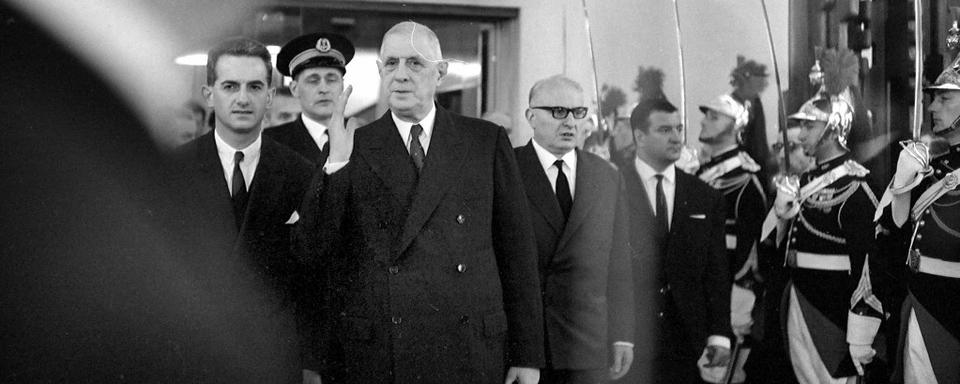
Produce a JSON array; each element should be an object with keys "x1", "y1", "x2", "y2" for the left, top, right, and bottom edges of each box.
[
  {"x1": 295, "y1": 21, "x2": 544, "y2": 384},
  {"x1": 516, "y1": 75, "x2": 635, "y2": 384},
  {"x1": 264, "y1": 33, "x2": 355, "y2": 164},
  {"x1": 175, "y1": 37, "x2": 313, "y2": 383},
  {"x1": 618, "y1": 99, "x2": 732, "y2": 384}
]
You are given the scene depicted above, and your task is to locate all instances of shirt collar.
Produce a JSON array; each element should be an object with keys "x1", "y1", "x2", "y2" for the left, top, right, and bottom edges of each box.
[
  {"x1": 531, "y1": 139, "x2": 577, "y2": 173},
  {"x1": 301, "y1": 113, "x2": 328, "y2": 136},
  {"x1": 391, "y1": 104, "x2": 437, "y2": 142},
  {"x1": 214, "y1": 128, "x2": 262, "y2": 163},
  {"x1": 634, "y1": 155, "x2": 675, "y2": 184}
]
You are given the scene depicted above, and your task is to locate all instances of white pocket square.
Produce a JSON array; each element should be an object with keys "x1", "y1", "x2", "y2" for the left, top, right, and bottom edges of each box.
[
  {"x1": 285, "y1": 211, "x2": 300, "y2": 225},
  {"x1": 689, "y1": 214, "x2": 707, "y2": 219}
]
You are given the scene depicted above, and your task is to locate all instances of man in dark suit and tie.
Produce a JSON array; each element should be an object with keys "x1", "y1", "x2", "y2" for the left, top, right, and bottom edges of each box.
[
  {"x1": 175, "y1": 37, "x2": 313, "y2": 382},
  {"x1": 617, "y1": 99, "x2": 732, "y2": 384},
  {"x1": 264, "y1": 33, "x2": 355, "y2": 164},
  {"x1": 515, "y1": 75, "x2": 635, "y2": 384},
  {"x1": 295, "y1": 21, "x2": 544, "y2": 384}
]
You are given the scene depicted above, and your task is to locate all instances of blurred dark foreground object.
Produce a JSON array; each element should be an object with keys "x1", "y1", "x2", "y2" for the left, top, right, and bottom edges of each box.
[{"x1": 0, "y1": 4, "x2": 299, "y2": 383}]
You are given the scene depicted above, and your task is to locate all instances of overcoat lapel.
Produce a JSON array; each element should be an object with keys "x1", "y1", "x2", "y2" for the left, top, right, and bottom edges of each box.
[
  {"x1": 356, "y1": 113, "x2": 420, "y2": 206},
  {"x1": 395, "y1": 107, "x2": 466, "y2": 257},
  {"x1": 556, "y1": 150, "x2": 599, "y2": 252},
  {"x1": 516, "y1": 143, "x2": 565, "y2": 235}
]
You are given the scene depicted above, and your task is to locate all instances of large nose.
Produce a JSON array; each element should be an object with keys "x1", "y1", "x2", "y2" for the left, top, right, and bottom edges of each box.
[
  {"x1": 928, "y1": 98, "x2": 941, "y2": 113},
  {"x1": 393, "y1": 61, "x2": 410, "y2": 81},
  {"x1": 236, "y1": 87, "x2": 251, "y2": 106}
]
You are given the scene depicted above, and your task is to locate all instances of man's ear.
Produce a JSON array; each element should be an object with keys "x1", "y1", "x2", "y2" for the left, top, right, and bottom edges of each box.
[
  {"x1": 436, "y1": 61, "x2": 448, "y2": 82},
  {"x1": 201, "y1": 85, "x2": 214, "y2": 108},
  {"x1": 524, "y1": 108, "x2": 535, "y2": 125},
  {"x1": 266, "y1": 86, "x2": 276, "y2": 108},
  {"x1": 289, "y1": 79, "x2": 299, "y2": 96},
  {"x1": 632, "y1": 127, "x2": 644, "y2": 146}
]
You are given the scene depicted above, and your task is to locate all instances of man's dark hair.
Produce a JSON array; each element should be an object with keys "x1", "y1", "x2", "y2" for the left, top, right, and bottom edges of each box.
[
  {"x1": 630, "y1": 98, "x2": 677, "y2": 133},
  {"x1": 206, "y1": 37, "x2": 273, "y2": 86}
]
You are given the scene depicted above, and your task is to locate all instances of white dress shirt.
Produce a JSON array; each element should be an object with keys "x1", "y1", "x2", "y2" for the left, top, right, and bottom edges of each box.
[
  {"x1": 531, "y1": 139, "x2": 577, "y2": 198},
  {"x1": 214, "y1": 129, "x2": 261, "y2": 195},
  {"x1": 634, "y1": 156, "x2": 676, "y2": 228},
  {"x1": 324, "y1": 104, "x2": 437, "y2": 174},
  {"x1": 301, "y1": 113, "x2": 329, "y2": 151},
  {"x1": 391, "y1": 104, "x2": 436, "y2": 155}
]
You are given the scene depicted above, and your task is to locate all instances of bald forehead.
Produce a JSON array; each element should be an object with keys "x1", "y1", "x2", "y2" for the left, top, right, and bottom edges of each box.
[
  {"x1": 380, "y1": 22, "x2": 442, "y2": 60},
  {"x1": 529, "y1": 77, "x2": 584, "y2": 105}
]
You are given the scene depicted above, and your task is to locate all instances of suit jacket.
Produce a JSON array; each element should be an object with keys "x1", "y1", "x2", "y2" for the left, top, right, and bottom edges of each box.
[
  {"x1": 295, "y1": 106, "x2": 545, "y2": 384},
  {"x1": 174, "y1": 130, "x2": 313, "y2": 382},
  {"x1": 515, "y1": 143, "x2": 634, "y2": 370},
  {"x1": 621, "y1": 160, "x2": 731, "y2": 366},
  {"x1": 264, "y1": 116, "x2": 327, "y2": 165}
]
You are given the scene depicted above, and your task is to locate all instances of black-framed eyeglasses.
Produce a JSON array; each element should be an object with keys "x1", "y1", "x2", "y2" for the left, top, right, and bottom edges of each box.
[{"x1": 531, "y1": 106, "x2": 589, "y2": 120}]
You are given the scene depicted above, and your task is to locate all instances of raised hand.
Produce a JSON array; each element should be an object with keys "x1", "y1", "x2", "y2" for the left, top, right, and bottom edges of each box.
[{"x1": 327, "y1": 85, "x2": 355, "y2": 163}]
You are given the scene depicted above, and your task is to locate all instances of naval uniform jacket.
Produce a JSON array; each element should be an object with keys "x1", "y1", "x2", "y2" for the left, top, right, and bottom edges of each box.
[
  {"x1": 782, "y1": 154, "x2": 882, "y2": 377},
  {"x1": 264, "y1": 116, "x2": 329, "y2": 165},
  {"x1": 294, "y1": 106, "x2": 545, "y2": 384},
  {"x1": 514, "y1": 142, "x2": 634, "y2": 370},
  {"x1": 696, "y1": 149, "x2": 768, "y2": 280}
]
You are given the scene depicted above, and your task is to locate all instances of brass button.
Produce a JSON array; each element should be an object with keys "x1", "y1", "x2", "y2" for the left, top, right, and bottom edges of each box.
[
  {"x1": 392, "y1": 316, "x2": 402, "y2": 324},
  {"x1": 658, "y1": 312, "x2": 665, "y2": 318},
  {"x1": 916, "y1": 234, "x2": 922, "y2": 240},
  {"x1": 389, "y1": 266, "x2": 399, "y2": 274},
  {"x1": 919, "y1": 220, "x2": 925, "y2": 227},
  {"x1": 457, "y1": 264, "x2": 466, "y2": 273},
  {"x1": 456, "y1": 214, "x2": 465, "y2": 224}
]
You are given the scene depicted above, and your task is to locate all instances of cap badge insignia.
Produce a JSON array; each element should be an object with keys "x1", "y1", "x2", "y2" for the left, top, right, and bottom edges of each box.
[{"x1": 317, "y1": 38, "x2": 331, "y2": 53}]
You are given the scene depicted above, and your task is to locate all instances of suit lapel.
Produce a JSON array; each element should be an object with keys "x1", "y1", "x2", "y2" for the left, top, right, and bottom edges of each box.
[
  {"x1": 556, "y1": 150, "x2": 599, "y2": 251},
  {"x1": 237, "y1": 138, "x2": 282, "y2": 239},
  {"x1": 356, "y1": 113, "x2": 419, "y2": 205},
  {"x1": 670, "y1": 171, "x2": 691, "y2": 236},
  {"x1": 395, "y1": 107, "x2": 466, "y2": 257},
  {"x1": 194, "y1": 131, "x2": 240, "y2": 241},
  {"x1": 517, "y1": 142, "x2": 565, "y2": 234},
  {"x1": 623, "y1": 160, "x2": 654, "y2": 220}
]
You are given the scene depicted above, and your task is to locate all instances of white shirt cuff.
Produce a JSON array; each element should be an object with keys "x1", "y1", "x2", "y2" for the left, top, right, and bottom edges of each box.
[
  {"x1": 323, "y1": 160, "x2": 349, "y2": 174},
  {"x1": 707, "y1": 335, "x2": 731, "y2": 349},
  {"x1": 613, "y1": 341, "x2": 634, "y2": 348}
]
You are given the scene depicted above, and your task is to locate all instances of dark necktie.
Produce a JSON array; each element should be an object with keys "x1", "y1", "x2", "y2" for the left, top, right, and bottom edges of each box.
[
  {"x1": 555, "y1": 159, "x2": 573, "y2": 219},
  {"x1": 409, "y1": 124, "x2": 426, "y2": 172},
  {"x1": 654, "y1": 174, "x2": 669, "y2": 234},
  {"x1": 232, "y1": 151, "x2": 248, "y2": 228}
]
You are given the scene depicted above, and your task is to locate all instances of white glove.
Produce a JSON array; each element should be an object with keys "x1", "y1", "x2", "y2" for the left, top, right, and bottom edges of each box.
[
  {"x1": 846, "y1": 311, "x2": 881, "y2": 376},
  {"x1": 892, "y1": 140, "x2": 930, "y2": 192},
  {"x1": 849, "y1": 344, "x2": 876, "y2": 375},
  {"x1": 730, "y1": 284, "x2": 755, "y2": 339},
  {"x1": 773, "y1": 175, "x2": 800, "y2": 220}
]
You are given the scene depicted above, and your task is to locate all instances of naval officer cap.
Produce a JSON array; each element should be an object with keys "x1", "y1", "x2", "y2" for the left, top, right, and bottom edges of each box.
[{"x1": 277, "y1": 33, "x2": 355, "y2": 78}]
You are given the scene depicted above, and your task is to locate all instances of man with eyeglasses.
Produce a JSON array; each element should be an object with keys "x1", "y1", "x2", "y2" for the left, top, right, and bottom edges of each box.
[
  {"x1": 295, "y1": 21, "x2": 544, "y2": 384},
  {"x1": 618, "y1": 99, "x2": 731, "y2": 384},
  {"x1": 514, "y1": 75, "x2": 635, "y2": 384}
]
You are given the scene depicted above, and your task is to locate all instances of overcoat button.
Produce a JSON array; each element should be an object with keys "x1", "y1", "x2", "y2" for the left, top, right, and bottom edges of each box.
[
  {"x1": 457, "y1": 264, "x2": 466, "y2": 273},
  {"x1": 389, "y1": 266, "x2": 399, "y2": 274},
  {"x1": 392, "y1": 316, "x2": 402, "y2": 324},
  {"x1": 456, "y1": 214, "x2": 465, "y2": 224}
]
